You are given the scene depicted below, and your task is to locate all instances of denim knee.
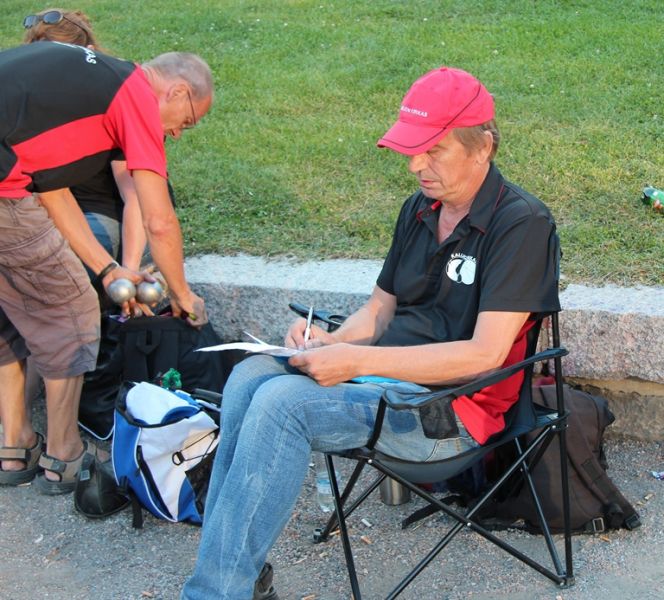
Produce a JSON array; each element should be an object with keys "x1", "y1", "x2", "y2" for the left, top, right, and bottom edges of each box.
[
  {"x1": 224, "y1": 356, "x2": 288, "y2": 411},
  {"x1": 245, "y1": 374, "x2": 312, "y2": 436},
  {"x1": 247, "y1": 375, "x2": 381, "y2": 453}
]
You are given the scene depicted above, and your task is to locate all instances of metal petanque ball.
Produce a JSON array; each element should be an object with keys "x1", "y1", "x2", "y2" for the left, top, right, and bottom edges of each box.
[
  {"x1": 107, "y1": 278, "x2": 136, "y2": 304},
  {"x1": 136, "y1": 280, "x2": 164, "y2": 304}
]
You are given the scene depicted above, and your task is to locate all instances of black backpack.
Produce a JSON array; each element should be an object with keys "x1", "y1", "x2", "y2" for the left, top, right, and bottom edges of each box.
[
  {"x1": 78, "y1": 309, "x2": 238, "y2": 440},
  {"x1": 403, "y1": 384, "x2": 641, "y2": 535},
  {"x1": 481, "y1": 384, "x2": 641, "y2": 534}
]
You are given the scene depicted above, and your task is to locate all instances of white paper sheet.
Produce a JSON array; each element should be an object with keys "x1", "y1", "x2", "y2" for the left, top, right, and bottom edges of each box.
[{"x1": 196, "y1": 332, "x2": 299, "y2": 357}]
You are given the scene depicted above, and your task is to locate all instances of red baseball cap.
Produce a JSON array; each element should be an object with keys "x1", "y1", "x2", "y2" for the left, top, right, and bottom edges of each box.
[{"x1": 377, "y1": 67, "x2": 495, "y2": 156}]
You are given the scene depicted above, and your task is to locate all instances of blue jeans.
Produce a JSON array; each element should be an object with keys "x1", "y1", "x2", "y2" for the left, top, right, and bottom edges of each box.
[
  {"x1": 83, "y1": 211, "x2": 151, "y2": 280},
  {"x1": 181, "y1": 355, "x2": 477, "y2": 600}
]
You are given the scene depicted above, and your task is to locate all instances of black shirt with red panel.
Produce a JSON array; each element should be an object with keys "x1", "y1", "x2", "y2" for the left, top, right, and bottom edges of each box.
[
  {"x1": 0, "y1": 41, "x2": 166, "y2": 198},
  {"x1": 376, "y1": 162, "x2": 560, "y2": 443}
]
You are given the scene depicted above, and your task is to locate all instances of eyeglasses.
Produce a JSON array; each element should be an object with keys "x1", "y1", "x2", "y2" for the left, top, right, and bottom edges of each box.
[
  {"x1": 183, "y1": 88, "x2": 198, "y2": 130},
  {"x1": 23, "y1": 10, "x2": 91, "y2": 45}
]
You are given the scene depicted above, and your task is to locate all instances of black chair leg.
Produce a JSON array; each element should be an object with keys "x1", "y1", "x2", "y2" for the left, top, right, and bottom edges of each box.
[
  {"x1": 371, "y1": 435, "x2": 570, "y2": 590},
  {"x1": 327, "y1": 454, "x2": 363, "y2": 599},
  {"x1": 313, "y1": 458, "x2": 384, "y2": 543},
  {"x1": 558, "y1": 421, "x2": 575, "y2": 585},
  {"x1": 318, "y1": 428, "x2": 572, "y2": 597},
  {"x1": 551, "y1": 327, "x2": 575, "y2": 584},
  {"x1": 514, "y1": 437, "x2": 566, "y2": 577}
]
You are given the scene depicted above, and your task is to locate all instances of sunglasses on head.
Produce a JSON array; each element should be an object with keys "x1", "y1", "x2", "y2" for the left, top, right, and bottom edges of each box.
[
  {"x1": 23, "y1": 10, "x2": 67, "y2": 28},
  {"x1": 23, "y1": 10, "x2": 91, "y2": 47}
]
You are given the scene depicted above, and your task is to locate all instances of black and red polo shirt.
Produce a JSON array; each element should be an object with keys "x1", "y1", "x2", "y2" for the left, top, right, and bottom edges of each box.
[
  {"x1": 376, "y1": 163, "x2": 560, "y2": 443},
  {"x1": 0, "y1": 41, "x2": 166, "y2": 198}
]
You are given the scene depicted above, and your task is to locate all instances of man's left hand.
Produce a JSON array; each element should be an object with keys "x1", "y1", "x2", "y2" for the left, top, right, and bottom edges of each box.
[
  {"x1": 170, "y1": 290, "x2": 208, "y2": 329},
  {"x1": 288, "y1": 343, "x2": 361, "y2": 387}
]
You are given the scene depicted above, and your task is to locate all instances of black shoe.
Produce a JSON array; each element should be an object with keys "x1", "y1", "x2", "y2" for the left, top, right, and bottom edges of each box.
[{"x1": 253, "y1": 562, "x2": 280, "y2": 600}]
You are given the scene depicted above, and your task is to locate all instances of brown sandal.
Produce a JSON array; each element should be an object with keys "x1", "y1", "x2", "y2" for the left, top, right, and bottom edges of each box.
[
  {"x1": 36, "y1": 440, "x2": 99, "y2": 495},
  {"x1": 0, "y1": 432, "x2": 44, "y2": 486}
]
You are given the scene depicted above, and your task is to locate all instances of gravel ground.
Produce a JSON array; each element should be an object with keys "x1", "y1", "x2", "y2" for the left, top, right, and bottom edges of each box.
[{"x1": 1, "y1": 423, "x2": 662, "y2": 600}]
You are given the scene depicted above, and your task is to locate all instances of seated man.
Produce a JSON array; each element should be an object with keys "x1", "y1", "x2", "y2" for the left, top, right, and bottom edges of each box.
[{"x1": 181, "y1": 66, "x2": 560, "y2": 600}]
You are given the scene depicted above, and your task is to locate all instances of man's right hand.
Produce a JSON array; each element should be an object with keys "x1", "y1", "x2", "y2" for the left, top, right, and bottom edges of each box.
[
  {"x1": 102, "y1": 266, "x2": 156, "y2": 317},
  {"x1": 284, "y1": 318, "x2": 337, "y2": 350}
]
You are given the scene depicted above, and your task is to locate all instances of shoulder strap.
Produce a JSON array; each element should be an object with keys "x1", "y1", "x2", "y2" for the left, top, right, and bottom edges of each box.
[
  {"x1": 118, "y1": 478, "x2": 144, "y2": 529},
  {"x1": 558, "y1": 390, "x2": 641, "y2": 530},
  {"x1": 576, "y1": 452, "x2": 641, "y2": 530}
]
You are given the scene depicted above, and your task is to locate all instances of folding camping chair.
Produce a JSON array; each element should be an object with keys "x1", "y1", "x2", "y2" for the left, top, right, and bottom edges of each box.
[{"x1": 290, "y1": 303, "x2": 574, "y2": 599}]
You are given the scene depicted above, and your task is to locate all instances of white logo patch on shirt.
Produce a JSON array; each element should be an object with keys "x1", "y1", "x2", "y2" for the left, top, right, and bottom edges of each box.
[
  {"x1": 445, "y1": 253, "x2": 477, "y2": 285},
  {"x1": 52, "y1": 41, "x2": 97, "y2": 64}
]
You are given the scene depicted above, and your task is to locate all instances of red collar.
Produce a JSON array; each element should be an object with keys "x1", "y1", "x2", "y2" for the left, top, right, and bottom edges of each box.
[{"x1": 416, "y1": 200, "x2": 442, "y2": 222}]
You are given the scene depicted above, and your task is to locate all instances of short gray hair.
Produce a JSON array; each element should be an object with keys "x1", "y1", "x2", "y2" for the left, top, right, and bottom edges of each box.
[
  {"x1": 143, "y1": 52, "x2": 213, "y2": 101},
  {"x1": 452, "y1": 119, "x2": 501, "y2": 161}
]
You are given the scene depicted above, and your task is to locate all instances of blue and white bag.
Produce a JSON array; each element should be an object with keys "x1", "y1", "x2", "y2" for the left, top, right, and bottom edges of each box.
[{"x1": 112, "y1": 381, "x2": 220, "y2": 525}]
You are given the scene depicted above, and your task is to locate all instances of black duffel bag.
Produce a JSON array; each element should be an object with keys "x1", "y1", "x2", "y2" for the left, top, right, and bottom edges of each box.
[{"x1": 79, "y1": 309, "x2": 237, "y2": 439}]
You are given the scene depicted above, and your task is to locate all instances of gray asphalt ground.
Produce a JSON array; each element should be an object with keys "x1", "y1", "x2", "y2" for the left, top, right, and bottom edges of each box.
[{"x1": 1, "y1": 409, "x2": 663, "y2": 600}]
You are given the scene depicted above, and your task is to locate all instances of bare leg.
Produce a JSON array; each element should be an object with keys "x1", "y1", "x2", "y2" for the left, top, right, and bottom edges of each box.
[
  {"x1": 42, "y1": 375, "x2": 85, "y2": 481},
  {"x1": 24, "y1": 356, "x2": 43, "y2": 412},
  {"x1": 0, "y1": 360, "x2": 37, "y2": 471}
]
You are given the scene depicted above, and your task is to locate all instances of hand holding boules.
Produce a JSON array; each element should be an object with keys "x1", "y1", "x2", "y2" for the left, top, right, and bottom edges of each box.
[
  {"x1": 106, "y1": 278, "x2": 137, "y2": 305},
  {"x1": 102, "y1": 266, "x2": 155, "y2": 318},
  {"x1": 136, "y1": 280, "x2": 164, "y2": 305}
]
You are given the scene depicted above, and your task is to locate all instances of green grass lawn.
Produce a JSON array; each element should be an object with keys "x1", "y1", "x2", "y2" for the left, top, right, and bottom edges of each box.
[{"x1": 3, "y1": 0, "x2": 662, "y2": 285}]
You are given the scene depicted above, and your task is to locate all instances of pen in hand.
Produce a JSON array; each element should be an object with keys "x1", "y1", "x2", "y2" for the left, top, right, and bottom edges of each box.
[{"x1": 303, "y1": 306, "x2": 314, "y2": 345}]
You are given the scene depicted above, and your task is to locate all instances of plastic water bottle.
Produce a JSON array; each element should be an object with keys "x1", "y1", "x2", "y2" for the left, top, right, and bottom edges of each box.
[
  {"x1": 313, "y1": 452, "x2": 335, "y2": 513},
  {"x1": 641, "y1": 185, "x2": 664, "y2": 213}
]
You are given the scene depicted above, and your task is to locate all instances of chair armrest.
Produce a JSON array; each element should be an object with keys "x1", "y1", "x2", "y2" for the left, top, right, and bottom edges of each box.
[
  {"x1": 288, "y1": 302, "x2": 346, "y2": 330},
  {"x1": 191, "y1": 388, "x2": 222, "y2": 406},
  {"x1": 382, "y1": 347, "x2": 568, "y2": 411}
]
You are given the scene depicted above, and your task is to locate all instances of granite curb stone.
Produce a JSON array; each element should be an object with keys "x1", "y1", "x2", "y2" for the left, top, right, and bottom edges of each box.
[
  {"x1": 185, "y1": 254, "x2": 664, "y2": 381},
  {"x1": 186, "y1": 254, "x2": 664, "y2": 439}
]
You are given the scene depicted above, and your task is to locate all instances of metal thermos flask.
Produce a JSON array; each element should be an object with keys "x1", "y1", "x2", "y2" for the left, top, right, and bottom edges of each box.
[{"x1": 379, "y1": 477, "x2": 411, "y2": 506}]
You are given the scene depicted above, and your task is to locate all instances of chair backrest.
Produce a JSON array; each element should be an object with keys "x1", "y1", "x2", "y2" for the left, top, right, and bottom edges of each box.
[{"x1": 490, "y1": 316, "x2": 545, "y2": 440}]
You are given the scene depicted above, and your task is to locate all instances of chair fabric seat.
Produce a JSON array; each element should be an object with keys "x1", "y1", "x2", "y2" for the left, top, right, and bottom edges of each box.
[{"x1": 339, "y1": 406, "x2": 560, "y2": 484}]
